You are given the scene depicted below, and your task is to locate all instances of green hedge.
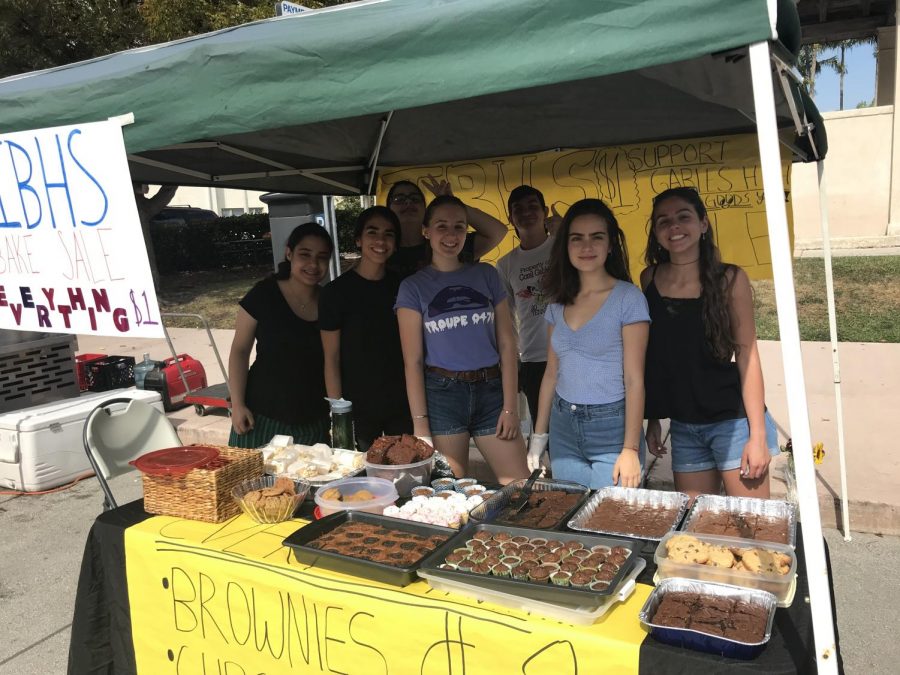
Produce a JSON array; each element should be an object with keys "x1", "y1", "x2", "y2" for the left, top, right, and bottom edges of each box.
[
  {"x1": 151, "y1": 203, "x2": 363, "y2": 272},
  {"x1": 151, "y1": 214, "x2": 271, "y2": 272}
]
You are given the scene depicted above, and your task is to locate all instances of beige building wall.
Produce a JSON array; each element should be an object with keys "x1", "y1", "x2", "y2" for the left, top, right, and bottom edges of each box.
[
  {"x1": 167, "y1": 186, "x2": 269, "y2": 216},
  {"x1": 790, "y1": 106, "x2": 894, "y2": 245}
]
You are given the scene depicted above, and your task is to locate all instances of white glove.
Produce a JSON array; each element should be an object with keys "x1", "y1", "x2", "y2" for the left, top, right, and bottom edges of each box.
[
  {"x1": 416, "y1": 435, "x2": 434, "y2": 449},
  {"x1": 527, "y1": 433, "x2": 549, "y2": 472}
]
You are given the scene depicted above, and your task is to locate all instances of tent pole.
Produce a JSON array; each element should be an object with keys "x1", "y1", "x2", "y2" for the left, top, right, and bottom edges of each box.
[
  {"x1": 367, "y1": 111, "x2": 394, "y2": 195},
  {"x1": 816, "y1": 160, "x2": 851, "y2": 541},
  {"x1": 748, "y1": 41, "x2": 838, "y2": 672}
]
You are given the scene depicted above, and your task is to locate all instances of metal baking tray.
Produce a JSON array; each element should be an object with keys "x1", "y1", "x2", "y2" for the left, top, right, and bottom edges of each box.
[
  {"x1": 639, "y1": 577, "x2": 777, "y2": 660},
  {"x1": 418, "y1": 523, "x2": 639, "y2": 606},
  {"x1": 419, "y1": 556, "x2": 646, "y2": 625},
  {"x1": 467, "y1": 477, "x2": 590, "y2": 529},
  {"x1": 282, "y1": 510, "x2": 455, "y2": 586},
  {"x1": 680, "y1": 494, "x2": 797, "y2": 548},
  {"x1": 567, "y1": 487, "x2": 689, "y2": 541}
]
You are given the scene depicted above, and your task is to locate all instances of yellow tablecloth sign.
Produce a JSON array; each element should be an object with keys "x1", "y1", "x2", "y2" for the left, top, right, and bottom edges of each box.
[{"x1": 126, "y1": 514, "x2": 652, "y2": 674}]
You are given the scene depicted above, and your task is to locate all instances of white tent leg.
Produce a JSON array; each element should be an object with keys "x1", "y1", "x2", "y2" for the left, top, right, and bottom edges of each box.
[
  {"x1": 749, "y1": 41, "x2": 839, "y2": 671},
  {"x1": 816, "y1": 160, "x2": 852, "y2": 542}
]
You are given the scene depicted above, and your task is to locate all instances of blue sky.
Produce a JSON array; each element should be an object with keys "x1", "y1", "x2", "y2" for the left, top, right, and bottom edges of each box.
[{"x1": 812, "y1": 42, "x2": 877, "y2": 111}]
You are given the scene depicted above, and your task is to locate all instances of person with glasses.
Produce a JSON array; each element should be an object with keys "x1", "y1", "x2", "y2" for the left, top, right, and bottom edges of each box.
[{"x1": 385, "y1": 178, "x2": 507, "y2": 279}]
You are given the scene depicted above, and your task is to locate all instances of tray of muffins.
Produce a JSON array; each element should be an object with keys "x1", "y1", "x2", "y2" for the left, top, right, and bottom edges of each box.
[
  {"x1": 282, "y1": 510, "x2": 455, "y2": 586},
  {"x1": 467, "y1": 477, "x2": 590, "y2": 530},
  {"x1": 417, "y1": 523, "x2": 640, "y2": 607}
]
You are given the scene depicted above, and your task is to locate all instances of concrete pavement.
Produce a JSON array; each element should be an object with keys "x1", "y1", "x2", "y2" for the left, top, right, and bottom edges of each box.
[{"x1": 74, "y1": 329, "x2": 899, "y2": 536}]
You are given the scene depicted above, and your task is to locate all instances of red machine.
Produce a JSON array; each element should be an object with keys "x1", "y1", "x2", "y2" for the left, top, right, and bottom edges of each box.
[{"x1": 143, "y1": 354, "x2": 207, "y2": 412}]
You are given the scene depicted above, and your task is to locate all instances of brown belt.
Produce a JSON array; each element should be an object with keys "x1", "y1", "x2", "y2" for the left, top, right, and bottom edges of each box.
[{"x1": 426, "y1": 364, "x2": 501, "y2": 382}]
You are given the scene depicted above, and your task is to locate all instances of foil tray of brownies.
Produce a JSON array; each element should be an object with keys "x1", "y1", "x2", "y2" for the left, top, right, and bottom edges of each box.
[
  {"x1": 417, "y1": 523, "x2": 640, "y2": 607},
  {"x1": 567, "y1": 487, "x2": 690, "y2": 541},
  {"x1": 638, "y1": 578, "x2": 778, "y2": 660},
  {"x1": 467, "y1": 477, "x2": 590, "y2": 530},
  {"x1": 282, "y1": 510, "x2": 455, "y2": 586},
  {"x1": 680, "y1": 494, "x2": 797, "y2": 548}
]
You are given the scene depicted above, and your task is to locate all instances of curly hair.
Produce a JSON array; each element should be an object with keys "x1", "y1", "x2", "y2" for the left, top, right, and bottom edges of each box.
[
  {"x1": 645, "y1": 187, "x2": 737, "y2": 361},
  {"x1": 544, "y1": 199, "x2": 632, "y2": 306}
]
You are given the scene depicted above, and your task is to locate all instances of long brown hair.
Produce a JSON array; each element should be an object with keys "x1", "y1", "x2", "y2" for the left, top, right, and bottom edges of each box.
[
  {"x1": 544, "y1": 199, "x2": 631, "y2": 306},
  {"x1": 645, "y1": 187, "x2": 737, "y2": 361}
]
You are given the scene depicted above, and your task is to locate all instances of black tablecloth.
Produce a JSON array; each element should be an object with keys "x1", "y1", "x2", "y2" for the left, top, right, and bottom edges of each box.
[
  {"x1": 636, "y1": 524, "x2": 843, "y2": 674},
  {"x1": 67, "y1": 503, "x2": 842, "y2": 674}
]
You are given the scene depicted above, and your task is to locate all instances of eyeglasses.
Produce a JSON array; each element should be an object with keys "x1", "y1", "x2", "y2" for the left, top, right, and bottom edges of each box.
[{"x1": 390, "y1": 193, "x2": 424, "y2": 205}]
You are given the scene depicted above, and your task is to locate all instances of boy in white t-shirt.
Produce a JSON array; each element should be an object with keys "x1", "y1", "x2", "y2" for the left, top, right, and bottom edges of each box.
[{"x1": 495, "y1": 186, "x2": 561, "y2": 424}]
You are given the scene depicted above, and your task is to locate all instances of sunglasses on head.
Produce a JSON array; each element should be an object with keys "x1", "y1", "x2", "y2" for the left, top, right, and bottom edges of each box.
[{"x1": 390, "y1": 192, "x2": 424, "y2": 205}]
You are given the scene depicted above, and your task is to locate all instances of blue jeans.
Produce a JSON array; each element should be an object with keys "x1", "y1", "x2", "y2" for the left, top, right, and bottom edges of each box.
[
  {"x1": 425, "y1": 371, "x2": 504, "y2": 437},
  {"x1": 549, "y1": 394, "x2": 645, "y2": 489},
  {"x1": 669, "y1": 411, "x2": 779, "y2": 473}
]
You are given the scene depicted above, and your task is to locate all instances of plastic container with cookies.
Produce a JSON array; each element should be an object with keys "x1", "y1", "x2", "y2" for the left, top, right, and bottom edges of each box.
[
  {"x1": 654, "y1": 531, "x2": 797, "y2": 606},
  {"x1": 314, "y1": 476, "x2": 399, "y2": 517},
  {"x1": 233, "y1": 475, "x2": 310, "y2": 524}
]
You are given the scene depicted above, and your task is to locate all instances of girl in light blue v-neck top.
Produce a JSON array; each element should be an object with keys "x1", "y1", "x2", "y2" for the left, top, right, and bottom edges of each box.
[{"x1": 528, "y1": 199, "x2": 650, "y2": 489}]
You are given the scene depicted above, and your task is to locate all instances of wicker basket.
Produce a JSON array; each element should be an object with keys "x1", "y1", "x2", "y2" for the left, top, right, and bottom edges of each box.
[{"x1": 142, "y1": 445, "x2": 264, "y2": 523}]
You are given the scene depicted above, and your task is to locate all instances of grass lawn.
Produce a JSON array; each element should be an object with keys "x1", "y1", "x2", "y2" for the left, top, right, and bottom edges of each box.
[
  {"x1": 752, "y1": 256, "x2": 900, "y2": 343},
  {"x1": 157, "y1": 256, "x2": 900, "y2": 343}
]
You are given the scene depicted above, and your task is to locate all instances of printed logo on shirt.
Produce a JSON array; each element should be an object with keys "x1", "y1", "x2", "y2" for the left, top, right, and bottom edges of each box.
[
  {"x1": 515, "y1": 260, "x2": 549, "y2": 318},
  {"x1": 425, "y1": 285, "x2": 494, "y2": 334},
  {"x1": 427, "y1": 285, "x2": 490, "y2": 318}
]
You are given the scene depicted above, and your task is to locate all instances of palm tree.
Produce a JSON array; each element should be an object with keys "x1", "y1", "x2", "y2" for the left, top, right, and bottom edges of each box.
[
  {"x1": 832, "y1": 38, "x2": 875, "y2": 110},
  {"x1": 798, "y1": 44, "x2": 839, "y2": 99},
  {"x1": 801, "y1": 38, "x2": 877, "y2": 110}
]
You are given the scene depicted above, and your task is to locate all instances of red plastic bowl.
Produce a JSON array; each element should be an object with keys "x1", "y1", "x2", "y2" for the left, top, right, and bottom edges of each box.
[{"x1": 130, "y1": 446, "x2": 220, "y2": 476}]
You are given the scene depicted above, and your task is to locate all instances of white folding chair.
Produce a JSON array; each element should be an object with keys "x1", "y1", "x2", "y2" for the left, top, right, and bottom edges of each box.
[{"x1": 82, "y1": 397, "x2": 181, "y2": 510}]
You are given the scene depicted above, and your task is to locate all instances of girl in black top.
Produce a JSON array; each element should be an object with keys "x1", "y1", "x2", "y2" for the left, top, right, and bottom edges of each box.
[
  {"x1": 319, "y1": 206, "x2": 412, "y2": 451},
  {"x1": 228, "y1": 223, "x2": 334, "y2": 448},
  {"x1": 640, "y1": 188, "x2": 778, "y2": 499}
]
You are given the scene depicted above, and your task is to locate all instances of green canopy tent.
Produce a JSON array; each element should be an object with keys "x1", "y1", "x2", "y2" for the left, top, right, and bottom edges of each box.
[
  {"x1": 0, "y1": 0, "x2": 821, "y2": 194},
  {"x1": 0, "y1": 0, "x2": 839, "y2": 669}
]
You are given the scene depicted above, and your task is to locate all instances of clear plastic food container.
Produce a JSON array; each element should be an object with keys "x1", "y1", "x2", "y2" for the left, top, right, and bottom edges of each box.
[
  {"x1": 654, "y1": 531, "x2": 797, "y2": 606},
  {"x1": 313, "y1": 476, "x2": 399, "y2": 516},
  {"x1": 364, "y1": 455, "x2": 434, "y2": 497}
]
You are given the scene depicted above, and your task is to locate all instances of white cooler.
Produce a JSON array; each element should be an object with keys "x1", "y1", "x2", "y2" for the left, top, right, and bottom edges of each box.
[{"x1": 0, "y1": 389, "x2": 164, "y2": 492}]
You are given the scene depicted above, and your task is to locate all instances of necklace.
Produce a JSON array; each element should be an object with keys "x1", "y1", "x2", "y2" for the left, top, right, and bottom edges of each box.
[{"x1": 669, "y1": 258, "x2": 699, "y2": 266}]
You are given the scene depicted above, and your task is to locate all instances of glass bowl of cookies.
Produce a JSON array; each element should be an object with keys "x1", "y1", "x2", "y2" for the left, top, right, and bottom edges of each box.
[
  {"x1": 233, "y1": 475, "x2": 311, "y2": 524},
  {"x1": 314, "y1": 476, "x2": 399, "y2": 517}
]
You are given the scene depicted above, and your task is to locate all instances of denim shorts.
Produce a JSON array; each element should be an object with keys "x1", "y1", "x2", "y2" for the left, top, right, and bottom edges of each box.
[
  {"x1": 669, "y1": 411, "x2": 779, "y2": 473},
  {"x1": 549, "y1": 394, "x2": 645, "y2": 489},
  {"x1": 425, "y1": 371, "x2": 504, "y2": 437}
]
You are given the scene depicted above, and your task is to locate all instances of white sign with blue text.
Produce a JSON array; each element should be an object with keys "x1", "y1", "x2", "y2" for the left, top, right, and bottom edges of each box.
[
  {"x1": 0, "y1": 120, "x2": 164, "y2": 337},
  {"x1": 277, "y1": 1, "x2": 308, "y2": 15}
]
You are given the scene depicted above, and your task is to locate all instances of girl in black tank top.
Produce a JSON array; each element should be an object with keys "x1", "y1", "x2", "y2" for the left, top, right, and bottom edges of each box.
[{"x1": 640, "y1": 188, "x2": 776, "y2": 499}]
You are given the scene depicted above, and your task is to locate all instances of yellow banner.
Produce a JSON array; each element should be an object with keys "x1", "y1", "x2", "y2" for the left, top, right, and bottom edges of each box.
[
  {"x1": 126, "y1": 514, "x2": 651, "y2": 674},
  {"x1": 379, "y1": 134, "x2": 792, "y2": 280}
]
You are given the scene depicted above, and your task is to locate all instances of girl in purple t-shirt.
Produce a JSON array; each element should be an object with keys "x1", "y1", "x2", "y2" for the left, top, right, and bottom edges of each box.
[{"x1": 395, "y1": 195, "x2": 529, "y2": 484}]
